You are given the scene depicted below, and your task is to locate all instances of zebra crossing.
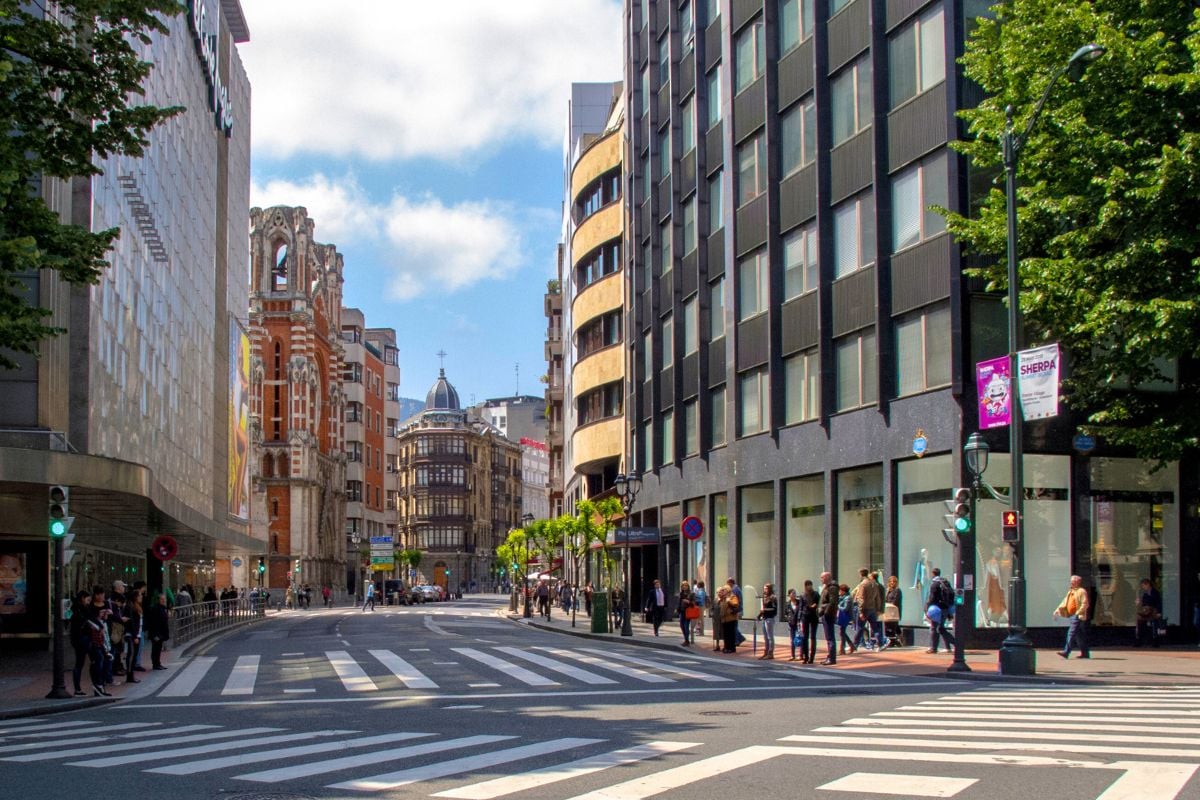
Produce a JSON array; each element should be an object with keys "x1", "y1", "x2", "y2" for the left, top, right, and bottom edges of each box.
[{"x1": 153, "y1": 644, "x2": 853, "y2": 698}]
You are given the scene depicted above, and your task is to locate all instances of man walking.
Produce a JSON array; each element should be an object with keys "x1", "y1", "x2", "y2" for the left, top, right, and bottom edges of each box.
[
  {"x1": 926, "y1": 567, "x2": 956, "y2": 653},
  {"x1": 818, "y1": 572, "x2": 839, "y2": 665},
  {"x1": 1055, "y1": 574, "x2": 1090, "y2": 659},
  {"x1": 853, "y1": 568, "x2": 884, "y2": 651},
  {"x1": 362, "y1": 580, "x2": 376, "y2": 611},
  {"x1": 644, "y1": 579, "x2": 666, "y2": 636}
]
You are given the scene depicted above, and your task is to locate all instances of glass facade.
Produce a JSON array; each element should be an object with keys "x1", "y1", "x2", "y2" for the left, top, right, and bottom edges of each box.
[
  {"x1": 784, "y1": 475, "x2": 824, "y2": 594},
  {"x1": 739, "y1": 484, "x2": 774, "y2": 612}
]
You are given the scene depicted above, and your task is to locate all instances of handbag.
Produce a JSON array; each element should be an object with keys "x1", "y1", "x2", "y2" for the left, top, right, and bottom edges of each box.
[{"x1": 685, "y1": 605, "x2": 701, "y2": 620}]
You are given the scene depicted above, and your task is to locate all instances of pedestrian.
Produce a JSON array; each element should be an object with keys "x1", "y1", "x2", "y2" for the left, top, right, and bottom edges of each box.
[
  {"x1": 926, "y1": 567, "x2": 956, "y2": 654},
  {"x1": 853, "y1": 568, "x2": 884, "y2": 651},
  {"x1": 783, "y1": 588, "x2": 802, "y2": 661},
  {"x1": 836, "y1": 584, "x2": 855, "y2": 654},
  {"x1": 1134, "y1": 578, "x2": 1162, "y2": 647},
  {"x1": 757, "y1": 583, "x2": 777, "y2": 659},
  {"x1": 362, "y1": 580, "x2": 376, "y2": 611},
  {"x1": 817, "y1": 572, "x2": 839, "y2": 665},
  {"x1": 677, "y1": 580, "x2": 695, "y2": 645},
  {"x1": 692, "y1": 580, "x2": 707, "y2": 641},
  {"x1": 1054, "y1": 574, "x2": 1090, "y2": 659},
  {"x1": 322, "y1": 584, "x2": 332, "y2": 608},
  {"x1": 644, "y1": 579, "x2": 667, "y2": 636},
  {"x1": 884, "y1": 575, "x2": 903, "y2": 648},
  {"x1": 584, "y1": 582, "x2": 594, "y2": 617},
  {"x1": 800, "y1": 579, "x2": 820, "y2": 664},
  {"x1": 107, "y1": 580, "x2": 128, "y2": 676},
  {"x1": 718, "y1": 586, "x2": 740, "y2": 653},
  {"x1": 122, "y1": 590, "x2": 143, "y2": 683},
  {"x1": 68, "y1": 590, "x2": 91, "y2": 696},
  {"x1": 726, "y1": 578, "x2": 745, "y2": 647},
  {"x1": 145, "y1": 591, "x2": 170, "y2": 670},
  {"x1": 84, "y1": 588, "x2": 113, "y2": 696}
]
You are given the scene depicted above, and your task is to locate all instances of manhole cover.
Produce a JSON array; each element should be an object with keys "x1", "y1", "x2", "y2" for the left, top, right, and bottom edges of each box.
[
  {"x1": 217, "y1": 793, "x2": 317, "y2": 800},
  {"x1": 698, "y1": 710, "x2": 750, "y2": 716}
]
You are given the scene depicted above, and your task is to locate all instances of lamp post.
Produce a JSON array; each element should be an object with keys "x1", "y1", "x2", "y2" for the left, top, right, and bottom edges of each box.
[
  {"x1": 614, "y1": 471, "x2": 642, "y2": 637},
  {"x1": 521, "y1": 513, "x2": 533, "y2": 619},
  {"x1": 950, "y1": 433, "x2": 991, "y2": 673},
  {"x1": 999, "y1": 43, "x2": 1104, "y2": 676}
]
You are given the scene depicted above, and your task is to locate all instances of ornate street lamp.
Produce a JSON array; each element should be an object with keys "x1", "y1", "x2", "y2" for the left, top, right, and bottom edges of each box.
[
  {"x1": 614, "y1": 470, "x2": 642, "y2": 637},
  {"x1": 521, "y1": 512, "x2": 534, "y2": 619}
]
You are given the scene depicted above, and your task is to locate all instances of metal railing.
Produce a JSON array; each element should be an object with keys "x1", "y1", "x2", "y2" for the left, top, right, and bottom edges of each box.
[{"x1": 171, "y1": 598, "x2": 265, "y2": 648}]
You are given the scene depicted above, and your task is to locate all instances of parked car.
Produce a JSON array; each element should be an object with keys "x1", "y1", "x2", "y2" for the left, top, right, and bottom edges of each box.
[
  {"x1": 383, "y1": 580, "x2": 411, "y2": 606},
  {"x1": 416, "y1": 584, "x2": 440, "y2": 603}
]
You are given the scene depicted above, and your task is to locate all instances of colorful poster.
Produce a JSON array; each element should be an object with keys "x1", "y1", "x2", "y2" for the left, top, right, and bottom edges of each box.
[
  {"x1": 228, "y1": 317, "x2": 251, "y2": 519},
  {"x1": 1018, "y1": 343, "x2": 1061, "y2": 420},
  {"x1": 0, "y1": 551, "x2": 27, "y2": 615},
  {"x1": 976, "y1": 356, "x2": 1011, "y2": 429}
]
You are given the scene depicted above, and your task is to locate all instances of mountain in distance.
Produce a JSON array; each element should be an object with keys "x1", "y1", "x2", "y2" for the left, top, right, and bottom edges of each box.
[{"x1": 397, "y1": 397, "x2": 425, "y2": 424}]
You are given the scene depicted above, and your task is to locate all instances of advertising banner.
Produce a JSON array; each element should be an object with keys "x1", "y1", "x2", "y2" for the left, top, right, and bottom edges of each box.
[
  {"x1": 227, "y1": 317, "x2": 251, "y2": 519},
  {"x1": 975, "y1": 356, "x2": 1011, "y2": 430},
  {"x1": 1018, "y1": 343, "x2": 1061, "y2": 420}
]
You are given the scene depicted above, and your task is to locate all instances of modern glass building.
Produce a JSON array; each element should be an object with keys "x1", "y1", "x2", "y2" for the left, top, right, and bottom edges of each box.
[{"x1": 621, "y1": 0, "x2": 1196, "y2": 643}]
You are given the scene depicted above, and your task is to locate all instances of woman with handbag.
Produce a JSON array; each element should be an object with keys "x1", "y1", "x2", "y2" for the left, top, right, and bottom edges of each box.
[
  {"x1": 757, "y1": 583, "x2": 778, "y2": 659},
  {"x1": 678, "y1": 581, "x2": 696, "y2": 646}
]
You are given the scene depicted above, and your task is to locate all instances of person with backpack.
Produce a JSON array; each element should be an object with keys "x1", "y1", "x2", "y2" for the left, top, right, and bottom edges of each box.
[{"x1": 926, "y1": 567, "x2": 956, "y2": 654}]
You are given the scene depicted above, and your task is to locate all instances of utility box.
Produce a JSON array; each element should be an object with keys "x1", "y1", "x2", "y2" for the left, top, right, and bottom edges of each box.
[{"x1": 591, "y1": 591, "x2": 610, "y2": 633}]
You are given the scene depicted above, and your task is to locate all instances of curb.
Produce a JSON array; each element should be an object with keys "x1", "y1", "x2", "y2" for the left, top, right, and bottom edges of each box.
[{"x1": 0, "y1": 695, "x2": 117, "y2": 721}]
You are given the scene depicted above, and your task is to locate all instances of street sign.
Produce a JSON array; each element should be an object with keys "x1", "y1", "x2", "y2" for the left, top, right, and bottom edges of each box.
[
  {"x1": 369, "y1": 536, "x2": 393, "y2": 545},
  {"x1": 912, "y1": 429, "x2": 928, "y2": 458},
  {"x1": 606, "y1": 527, "x2": 661, "y2": 547},
  {"x1": 231, "y1": 558, "x2": 242, "y2": 567},
  {"x1": 681, "y1": 515, "x2": 704, "y2": 541},
  {"x1": 1073, "y1": 433, "x2": 1096, "y2": 454}
]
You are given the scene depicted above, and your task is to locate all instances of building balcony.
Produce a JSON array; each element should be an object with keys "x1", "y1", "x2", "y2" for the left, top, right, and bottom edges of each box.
[{"x1": 572, "y1": 416, "x2": 623, "y2": 475}]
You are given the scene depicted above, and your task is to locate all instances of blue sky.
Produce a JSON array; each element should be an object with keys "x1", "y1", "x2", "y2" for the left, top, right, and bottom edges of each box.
[{"x1": 240, "y1": 0, "x2": 623, "y2": 403}]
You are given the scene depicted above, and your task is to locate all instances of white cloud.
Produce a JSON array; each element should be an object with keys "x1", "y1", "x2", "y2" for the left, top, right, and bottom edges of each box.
[
  {"x1": 239, "y1": 0, "x2": 623, "y2": 161},
  {"x1": 251, "y1": 174, "x2": 521, "y2": 300}
]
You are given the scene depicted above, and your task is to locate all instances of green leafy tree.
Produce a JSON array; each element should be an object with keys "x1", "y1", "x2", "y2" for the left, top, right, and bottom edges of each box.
[
  {"x1": 567, "y1": 497, "x2": 622, "y2": 590},
  {"x1": 948, "y1": 1, "x2": 1200, "y2": 462},
  {"x1": 0, "y1": 0, "x2": 183, "y2": 367}
]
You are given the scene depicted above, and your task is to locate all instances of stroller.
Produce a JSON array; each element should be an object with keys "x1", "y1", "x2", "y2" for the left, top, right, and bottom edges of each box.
[{"x1": 882, "y1": 602, "x2": 903, "y2": 648}]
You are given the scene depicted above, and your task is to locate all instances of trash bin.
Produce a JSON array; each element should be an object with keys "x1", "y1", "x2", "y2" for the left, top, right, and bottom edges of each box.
[{"x1": 591, "y1": 591, "x2": 610, "y2": 634}]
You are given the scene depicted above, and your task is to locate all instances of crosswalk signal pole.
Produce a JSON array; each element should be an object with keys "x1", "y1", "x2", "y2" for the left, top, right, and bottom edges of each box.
[{"x1": 46, "y1": 486, "x2": 74, "y2": 699}]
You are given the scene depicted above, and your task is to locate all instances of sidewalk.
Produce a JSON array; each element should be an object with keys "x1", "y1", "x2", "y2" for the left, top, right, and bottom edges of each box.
[{"x1": 502, "y1": 605, "x2": 1200, "y2": 686}]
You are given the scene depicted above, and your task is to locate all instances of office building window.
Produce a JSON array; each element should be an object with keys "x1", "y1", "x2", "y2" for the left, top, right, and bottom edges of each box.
[
  {"x1": 709, "y1": 276, "x2": 726, "y2": 339},
  {"x1": 642, "y1": 153, "x2": 651, "y2": 200},
  {"x1": 783, "y1": 222, "x2": 818, "y2": 300},
  {"x1": 682, "y1": 197, "x2": 698, "y2": 254},
  {"x1": 835, "y1": 330, "x2": 878, "y2": 410},
  {"x1": 684, "y1": 400, "x2": 699, "y2": 455},
  {"x1": 831, "y1": 56, "x2": 872, "y2": 146},
  {"x1": 710, "y1": 385, "x2": 727, "y2": 446},
  {"x1": 658, "y1": 128, "x2": 671, "y2": 180},
  {"x1": 784, "y1": 349, "x2": 820, "y2": 423},
  {"x1": 662, "y1": 314, "x2": 674, "y2": 368},
  {"x1": 889, "y1": 6, "x2": 945, "y2": 109},
  {"x1": 642, "y1": 421, "x2": 652, "y2": 472},
  {"x1": 736, "y1": 133, "x2": 767, "y2": 206},
  {"x1": 705, "y1": 0, "x2": 719, "y2": 25},
  {"x1": 642, "y1": 241, "x2": 652, "y2": 290},
  {"x1": 643, "y1": 332, "x2": 653, "y2": 380},
  {"x1": 658, "y1": 34, "x2": 670, "y2": 86},
  {"x1": 833, "y1": 191, "x2": 876, "y2": 278},
  {"x1": 737, "y1": 249, "x2": 769, "y2": 321},
  {"x1": 708, "y1": 169, "x2": 724, "y2": 232},
  {"x1": 682, "y1": 96, "x2": 696, "y2": 153},
  {"x1": 779, "y1": 0, "x2": 815, "y2": 56},
  {"x1": 738, "y1": 367, "x2": 769, "y2": 436},
  {"x1": 680, "y1": 0, "x2": 694, "y2": 52},
  {"x1": 706, "y1": 65, "x2": 722, "y2": 128},
  {"x1": 830, "y1": 0, "x2": 852, "y2": 15},
  {"x1": 662, "y1": 410, "x2": 675, "y2": 465},
  {"x1": 734, "y1": 17, "x2": 765, "y2": 93},
  {"x1": 891, "y1": 151, "x2": 949, "y2": 252},
  {"x1": 895, "y1": 304, "x2": 951, "y2": 396},
  {"x1": 683, "y1": 296, "x2": 699, "y2": 354},
  {"x1": 661, "y1": 219, "x2": 673, "y2": 274},
  {"x1": 780, "y1": 95, "x2": 817, "y2": 176},
  {"x1": 640, "y1": 67, "x2": 649, "y2": 118}
]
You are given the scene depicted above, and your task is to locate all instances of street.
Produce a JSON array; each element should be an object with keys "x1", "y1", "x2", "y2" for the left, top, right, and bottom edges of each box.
[{"x1": 3, "y1": 596, "x2": 1198, "y2": 799}]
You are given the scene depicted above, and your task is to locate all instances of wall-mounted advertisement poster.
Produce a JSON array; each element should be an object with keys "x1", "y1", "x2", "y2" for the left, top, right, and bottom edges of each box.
[
  {"x1": 1018, "y1": 343, "x2": 1061, "y2": 420},
  {"x1": 228, "y1": 317, "x2": 251, "y2": 520},
  {"x1": 976, "y1": 355, "x2": 1011, "y2": 430},
  {"x1": 0, "y1": 541, "x2": 49, "y2": 634},
  {"x1": 0, "y1": 551, "x2": 27, "y2": 615}
]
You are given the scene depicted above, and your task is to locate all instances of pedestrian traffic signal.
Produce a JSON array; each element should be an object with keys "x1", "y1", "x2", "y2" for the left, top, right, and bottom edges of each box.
[
  {"x1": 942, "y1": 487, "x2": 972, "y2": 536},
  {"x1": 48, "y1": 485, "x2": 74, "y2": 538},
  {"x1": 257, "y1": 557, "x2": 266, "y2": 575},
  {"x1": 1001, "y1": 509, "x2": 1021, "y2": 543}
]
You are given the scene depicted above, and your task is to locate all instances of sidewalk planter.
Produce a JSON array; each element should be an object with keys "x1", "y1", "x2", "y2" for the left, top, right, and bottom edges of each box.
[{"x1": 591, "y1": 592, "x2": 610, "y2": 634}]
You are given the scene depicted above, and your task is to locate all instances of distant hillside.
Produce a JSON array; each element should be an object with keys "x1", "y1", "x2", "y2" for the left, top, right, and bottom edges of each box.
[{"x1": 397, "y1": 397, "x2": 425, "y2": 423}]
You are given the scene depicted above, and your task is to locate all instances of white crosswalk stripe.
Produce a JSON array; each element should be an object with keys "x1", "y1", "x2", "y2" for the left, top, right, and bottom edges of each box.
[
  {"x1": 1, "y1": 724, "x2": 215, "y2": 754},
  {"x1": 534, "y1": 647, "x2": 674, "y2": 683},
  {"x1": 326, "y1": 649, "x2": 379, "y2": 691},
  {"x1": 490, "y1": 646, "x2": 617, "y2": 685},
  {"x1": 0, "y1": 719, "x2": 104, "y2": 737},
  {"x1": 369, "y1": 648, "x2": 439, "y2": 688},
  {"x1": 451, "y1": 647, "x2": 559, "y2": 686},
  {"x1": 221, "y1": 654, "x2": 260, "y2": 695},
  {"x1": 146, "y1": 732, "x2": 432, "y2": 775},
  {"x1": 158, "y1": 656, "x2": 215, "y2": 697},
  {"x1": 2, "y1": 727, "x2": 283, "y2": 762},
  {"x1": 68, "y1": 728, "x2": 356, "y2": 768},
  {"x1": 578, "y1": 647, "x2": 731, "y2": 683}
]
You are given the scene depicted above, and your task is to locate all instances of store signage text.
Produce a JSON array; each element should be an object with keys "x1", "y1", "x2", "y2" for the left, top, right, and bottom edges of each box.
[{"x1": 187, "y1": 0, "x2": 234, "y2": 136}]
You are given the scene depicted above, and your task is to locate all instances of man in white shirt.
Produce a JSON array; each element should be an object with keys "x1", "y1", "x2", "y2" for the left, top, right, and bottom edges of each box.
[{"x1": 644, "y1": 579, "x2": 666, "y2": 636}]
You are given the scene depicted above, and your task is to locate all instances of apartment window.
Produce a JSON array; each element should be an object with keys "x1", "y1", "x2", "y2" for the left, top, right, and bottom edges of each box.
[
  {"x1": 784, "y1": 349, "x2": 820, "y2": 423},
  {"x1": 576, "y1": 241, "x2": 621, "y2": 289},
  {"x1": 347, "y1": 442, "x2": 362, "y2": 462},
  {"x1": 833, "y1": 191, "x2": 876, "y2": 278},
  {"x1": 662, "y1": 314, "x2": 674, "y2": 368},
  {"x1": 682, "y1": 198, "x2": 697, "y2": 254},
  {"x1": 640, "y1": 67, "x2": 650, "y2": 118},
  {"x1": 660, "y1": 220, "x2": 673, "y2": 274},
  {"x1": 830, "y1": 0, "x2": 852, "y2": 15},
  {"x1": 642, "y1": 242, "x2": 652, "y2": 290},
  {"x1": 789, "y1": 98, "x2": 818, "y2": 178},
  {"x1": 708, "y1": 169, "x2": 724, "y2": 232},
  {"x1": 734, "y1": 18, "x2": 765, "y2": 93},
  {"x1": 889, "y1": 6, "x2": 946, "y2": 109},
  {"x1": 709, "y1": 276, "x2": 726, "y2": 339},
  {"x1": 577, "y1": 311, "x2": 622, "y2": 359},
  {"x1": 891, "y1": 152, "x2": 949, "y2": 252},
  {"x1": 736, "y1": 133, "x2": 767, "y2": 206},
  {"x1": 658, "y1": 35, "x2": 670, "y2": 86},
  {"x1": 706, "y1": 66, "x2": 722, "y2": 129},
  {"x1": 779, "y1": 0, "x2": 815, "y2": 55},
  {"x1": 661, "y1": 410, "x2": 675, "y2": 465},
  {"x1": 895, "y1": 304, "x2": 951, "y2": 396},
  {"x1": 642, "y1": 153, "x2": 651, "y2": 200},
  {"x1": 642, "y1": 422, "x2": 652, "y2": 472},
  {"x1": 574, "y1": 168, "x2": 621, "y2": 223},
  {"x1": 739, "y1": 367, "x2": 769, "y2": 436},
  {"x1": 658, "y1": 128, "x2": 671, "y2": 180},
  {"x1": 710, "y1": 386, "x2": 727, "y2": 446},
  {"x1": 345, "y1": 402, "x2": 362, "y2": 423},
  {"x1": 643, "y1": 333, "x2": 653, "y2": 379},
  {"x1": 346, "y1": 480, "x2": 363, "y2": 502},
  {"x1": 737, "y1": 249, "x2": 769, "y2": 321},
  {"x1": 577, "y1": 383, "x2": 624, "y2": 425},
  {"x1": 342, "y1": 362, "x2": 362, "y2": 383},
  {"x1": 783, "y1": 222, "x2": 818, "y2": 299},
  {"x1": 836, "y1": 330, "x2": 878, "y2": 410},
  {"x1": 681, "y1": 96, "x2": 696, "y2": 154},
  {"x1": 831, "y1": 56, "x2": 872, "y2": 146},
  {"x1": 684, "y1": 400, "x2": 699, "y2": 455},
  {"x1": 680, "y1": 0, "x2": 695, "y2": 52},
  {"x1": 683, "y1": 296, "x2": 699, "y2": 354},
  {"x1": 387, "y1": 382, "x2": 399, "y2": 401}
]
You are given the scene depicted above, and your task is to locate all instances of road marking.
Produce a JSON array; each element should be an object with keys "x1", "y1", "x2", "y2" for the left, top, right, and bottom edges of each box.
[
  {"x1": 1096, "y1": 761, "x2": 1198, "y2": 800},
  {"x1": 0, "y1": 724, "x2": 212, "y2": 753},
  {"x1": 2, "y1": 727, "x2": 283, "y2": 762},
  {"x1": 159, "y1": 656, "x2": 216, "y2": 697},
  {"x1": 370, "y1": 649, "x2": 439, "y2": 689},
  {"x1": 283, "y1": 689, "x2": 316, "y2": 694},
  {"x1": 817, "y1": 772, "x2": 976, "y2": 797},
  {"x1": 329, "y1": 737, "x2": 604, "y2": 792},
  {"x1": 0, "y1": 719, "x2": 103, "y2": 737},
  {"x1": 68, "y1": 728, "x2": 355, "y2": 767},
  {"x1": 564, "y1": 743, "x2": 782, "y2": 799},
  {"x1": 425, "y1": 615, "x2": 459, "y2": 636},
  {"x1": 453, "y1": 648, "x2": 559, "y2": 686},
  {"x1": 146, "y1": 732, "x2": 430, "y2": 775},
  {"x1": 434, "y1": 661, "x2": 460, "y2": 665},
  {"x1": 443, "y1": 705, "x2": 484, "y2": 710},
  {"x1": 817, "y1": 724, "x2": 1200, "y2": 747},
  {"x1": 758, "y1": 677, "x2": 790, "y2": 681},
  {"x1": 469, "y1": 683, "x2": 501, "y2": 688},
  {"x1": 840, "y1": 717, "x2": 1200, "y2": 735},
  {"x1": 782, "y1": 733, "x2": 1200, "y2": 758},
  {"x1": 222, "y1": 655, "x2": 260, "y2": 696},
  {"x1": 874, "y1": 711, "x2": 1200, "y2": 726},
  {"x1": 492, "y1": 646, "x2": 617, "y2": 685},
  {"x1": 410, "y1": 648, "x2": 431, "y2": 652},
  {"x1": 579, "y1": 647, "x2": 732, "y2": 683},
  {"x1": 901, "y1": 703, "x2": 1200, "y2": 716},
  {"x1": 326, "y1": 650, "x2": 378, "y2": 692},
  {"x1": 434, "y1": 741, "x2": 698, "y2": 799},
  {"x1": 235, "y1": 734, "x2": 513, "y2": 783},
  {"x1": 281, "y1": 652, "x2": 304, "y2": 656},
  {"x1": 535, "y1": 647, "x2": 673, "y2": 684},
  {"x1": 918, "y1": 698, "x2": 1200, "y2": 710}
]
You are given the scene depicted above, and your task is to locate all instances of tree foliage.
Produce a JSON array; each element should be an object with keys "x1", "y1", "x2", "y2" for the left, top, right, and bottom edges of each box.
[
  {"x1": 0, "y1": 0, "x2": 183, "y2": 367},
  {"x1": 948, "y1": 1, "x2": 1200, "y2": 462}
]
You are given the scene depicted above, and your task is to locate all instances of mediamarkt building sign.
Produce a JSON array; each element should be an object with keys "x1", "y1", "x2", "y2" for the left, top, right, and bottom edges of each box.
[{"x1": 187, "y1": 0, "x2": 234, "y2": 136}]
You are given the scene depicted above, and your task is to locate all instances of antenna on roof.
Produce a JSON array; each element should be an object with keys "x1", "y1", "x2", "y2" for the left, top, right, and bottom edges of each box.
[{"x1": 515, "y1": 362, "x2": 520, "y2": 396}]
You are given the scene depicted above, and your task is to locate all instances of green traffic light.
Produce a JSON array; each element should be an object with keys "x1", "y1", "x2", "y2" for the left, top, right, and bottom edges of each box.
[
  {"x1": 954, "y1": 516, "x2": 971, "y2": 534},
  {"x1": 49, "y1": 519, "x2": 66, "y2": 537}
]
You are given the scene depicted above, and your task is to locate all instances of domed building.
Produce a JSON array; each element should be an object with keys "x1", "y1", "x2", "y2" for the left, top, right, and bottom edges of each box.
[{"x1": 395, "y1": 368, "x2": 523, "y2": 591}]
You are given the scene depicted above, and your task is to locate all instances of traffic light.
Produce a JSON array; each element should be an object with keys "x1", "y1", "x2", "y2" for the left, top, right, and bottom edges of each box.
[
  {"x1": 48, "y1": 485, "x2": 74, "y2": 538},
  {"x1": 294, "y1": 559, "x2": 301, "y2": 573},
  {"x1": 1001, "y1": 509, "x2": 1021, "y2": 543},
  {"x1": 257, "y1": 557, "x2": 266, "y2": 575},
  {"x1": 942, "y1": 487, "x2": 972, "y2": 537}
]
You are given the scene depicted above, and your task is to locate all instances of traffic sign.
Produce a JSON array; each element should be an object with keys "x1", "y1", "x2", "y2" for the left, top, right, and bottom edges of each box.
[
  {"x1": 681, "y1": 515, "x2": 704, "y2": 541},
  {"x1": 232, "y1": 558, "x2": 242, "y2": 567}
]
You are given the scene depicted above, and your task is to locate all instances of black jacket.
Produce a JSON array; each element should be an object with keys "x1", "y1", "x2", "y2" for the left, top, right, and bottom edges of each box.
[
  {"x1": 145, "y1": 603, "x2": 170, "y2": 641},
  {"x1": 758, "y1": 595, "x2": 778, "y2": 620},
  {"x1": 818, "y1": 583, "x2": 839, "y2": 620}
]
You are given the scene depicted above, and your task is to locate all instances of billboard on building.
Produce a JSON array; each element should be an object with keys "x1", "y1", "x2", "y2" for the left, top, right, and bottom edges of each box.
[{"x1": 228, "y1": 317, "x2": 251, "y2": 519}]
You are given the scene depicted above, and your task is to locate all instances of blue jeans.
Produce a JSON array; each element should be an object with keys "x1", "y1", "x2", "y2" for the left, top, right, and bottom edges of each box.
[
  {"x1": 822, "y1": 618, "x2": 837, "y2": 662},
  {"x1": 1063, "y1": 616, "x2": 1089, "y2": 657},
  {"x1": 761, "y1": 617, "x2": 775, "y2": 651},
  {"x1": 854, "y1": 610, "x2": 882, "y2": 648}
]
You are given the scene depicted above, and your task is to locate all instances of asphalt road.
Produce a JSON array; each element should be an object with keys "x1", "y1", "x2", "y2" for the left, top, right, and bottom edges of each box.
[{"x1": 3, "y1": 596, "x2": 1198, "y2": 799}]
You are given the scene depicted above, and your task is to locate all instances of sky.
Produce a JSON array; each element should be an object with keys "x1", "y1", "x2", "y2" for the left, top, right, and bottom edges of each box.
[{"x1": 239, "y1": 0, "x2": 623, "y2": 404}]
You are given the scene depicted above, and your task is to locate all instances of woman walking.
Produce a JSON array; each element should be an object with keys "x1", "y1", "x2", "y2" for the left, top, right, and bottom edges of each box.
[
  {"x1": 677, "y1": 581, "x2": 695, "y2": 645},
  {"x1": 145, "y1": 591, "x2": 171, "y2": 670},
  {"x1": 123, "y1": 591, "x2": 143, "y2": 683},
  {"x1": 757, "y1": 583, "x2": 778, "y2": 659},
  {"x1": 885, "y1": 575, "x2": 903, "y2": 647},
  {"x1": 783, "y1": 589, "x2": 803, "y2": 661}
]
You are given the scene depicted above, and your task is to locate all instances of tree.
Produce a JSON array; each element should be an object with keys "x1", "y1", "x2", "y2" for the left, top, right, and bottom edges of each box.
[
  {"x1": 565, "y1": 498, "x2": 622, "y2": 590},
  {"x1": 947, "y1": 1, "x2": 1200, "y2": 462},
  {"x1": 0, "y1": 0, "x2": 183, "y2": 368}
]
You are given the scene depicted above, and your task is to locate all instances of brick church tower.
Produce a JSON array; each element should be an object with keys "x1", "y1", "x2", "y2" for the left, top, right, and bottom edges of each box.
[{"x1": 248, "y1": 206, "x2": 347, "y2": 591}]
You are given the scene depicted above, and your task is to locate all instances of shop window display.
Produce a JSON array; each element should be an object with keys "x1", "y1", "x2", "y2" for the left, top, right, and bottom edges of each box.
[
  {"x1": 739, "y1": 483, "x2": 775, "y2": 611},
  {"x1": 784, "y1": 475, "x2": 825, "y2": 594},
  {"x1": 895, "y1": 455, "x2": 954, "y2": 626},
  {"x1": 836, "y1": 466, "x2": 883, "y2": 583}
]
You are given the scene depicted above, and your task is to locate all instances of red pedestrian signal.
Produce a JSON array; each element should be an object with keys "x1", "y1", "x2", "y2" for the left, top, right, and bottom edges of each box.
[{"x1": 1001, "y1": 510, "x2": 1020, "y2": 543}]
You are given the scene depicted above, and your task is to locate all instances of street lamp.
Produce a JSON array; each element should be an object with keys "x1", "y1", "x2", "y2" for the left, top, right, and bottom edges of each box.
[
  {"x1": 614, "y1": 470, "x2": 642, "y2": 637},
  {"x1": 949, "y1": 433, "x2": 991, "y2": 673},
  {"x1": 521, "y1": 513, "x2": 533, "y2": 619},
  {"x1": 1000, "y1": 43, "x2": 1104, "y2": 677}
]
